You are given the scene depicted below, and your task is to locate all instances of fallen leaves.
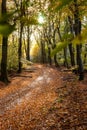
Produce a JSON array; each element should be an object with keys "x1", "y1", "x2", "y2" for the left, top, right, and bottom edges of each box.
[{"x1": 0, "y1": 64, "x2": 87, "y2": 130}]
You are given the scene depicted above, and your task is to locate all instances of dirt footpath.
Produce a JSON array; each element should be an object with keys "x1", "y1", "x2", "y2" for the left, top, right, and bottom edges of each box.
[{"x1": 0, "y1": 64, "x2": 87, "y2": 130}]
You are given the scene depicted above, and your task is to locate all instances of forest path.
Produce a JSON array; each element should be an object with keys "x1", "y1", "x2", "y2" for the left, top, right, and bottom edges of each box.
[
  {"x1": 0, "y1": 64, "x2": 87, "y2": 130},
  {"x1": 0, "y1": 64, "x2": 62, "y2": 115}
]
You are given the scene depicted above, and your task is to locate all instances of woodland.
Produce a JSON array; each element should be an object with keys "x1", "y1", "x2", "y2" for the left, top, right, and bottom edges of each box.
[{"x1": 0, "y1": 0, "x2": 87, "y2": 130}]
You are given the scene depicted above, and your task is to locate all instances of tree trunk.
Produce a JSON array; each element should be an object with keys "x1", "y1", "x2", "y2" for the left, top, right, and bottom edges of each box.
[
  {"x1": 0, "y1": 37, "x2": 9, "y2": 83},
  {"x1": 41, "y1": 41, "x2": 44, "y2": 63},
  {"x1": 47, "y1": 38, "x2": 52, "y2": 65},
  {"x1": 53, "y1": 27, "x2": 59, "y2": 67},
  {"x1": 68, "y1": 16, "x2": 75, "y2": 66},
  {"x1": 54, "y1": 54, "x2": 59, "y2": 67},
  {"x1": 48, "y1": 47, "x2": 52, "y2": 65},
  {"x1": 74, "y1": 0, "x2": 84, "y2": 80},
  {"x1": 52, "y1": 44, "x2": 59, "y2": 67},
  {"x1": 64, "y1": 47, "x2": 68, "y2": 68},
  {"x1": 18, "y1": 23, "x2": 23, "y2": 73},
  {"x1": 68, "y1": 43, "x2": 75, "y2": 66},
  {"x1": 57, "y1": 27, "x2": 68, "y2": 67},
  {"x1": 84, "y1": 44, "x2": 87, "y2": 64},
  {"x1": 26, "y1": 26, "x2": 30, "y2": 61},
  {"x1": 41, "y1": 41, "x2": 46, "y2": 64},
  {"x1": 0, "y1": 0, "x2": 9, "y2": 83}
]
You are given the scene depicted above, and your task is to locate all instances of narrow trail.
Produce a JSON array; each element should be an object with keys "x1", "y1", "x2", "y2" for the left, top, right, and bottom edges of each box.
[
  {"x1": 0, "y1": 64, "x2": 87, "y2": 130},
  {"x1": 0, "y1": 65, "x2": 62, "y2": 115}
]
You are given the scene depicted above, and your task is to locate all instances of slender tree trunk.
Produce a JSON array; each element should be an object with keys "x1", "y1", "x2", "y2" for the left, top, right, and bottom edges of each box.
[
  {"x1": 18, "y1": 23, "x2": 23, "y2": 73},
  {"x1": 0, "y1": 37, "x2": 9, "y2": 83},
  {"x1": 74, "y1": 0, "x2": 84, "y2": 80},
  {"x1": 47, "y1": 38, "x2": 52, "y2": 65},
  {"x1": 68, "y1": 43, "x2": 75, "y2": 66},
  {"x1": 52, "y1": 44, "x2": 59, "y2": 67},
  {"x1": 68, "y1": 16, "x2": 75, "y2": 66},
  {"x1": 54, "y1": 54, "x2": 59, "y2": 67},
  {"x1": 57, "y1": 27, "x2": 68, "y2": 67},
  {"x1": 48, "y1": 46, "x2": 52, "y2": 65},
  {"x1": 41, "y1": 40, "x2": 46, "y2": 64},
  {"x1": 23, "y1": 31, "x2": 27, "y2": 56},
  {"x1": 0, "y1": 0, "x2": 9, "y2": 83},
  {"x1": 53, "y1": 28, "x2": 59, "y2": 67},
  {"x1": 26, "y1": 26, "x2": 30, "y2": 61},
  {"x1": 84, "y1": 53, "x2": 87, "y2": 64},
  {"x1": 84, "y1": 44, "x2": 87, "y2": 64},
  {"x1": 64, "y1": 47, "x2": 68, "y2": 68},
  {"x1": 41, "y1": 41, "x2": 44, "y2": 63},
  {"x1": 57, "y1": 27, "x2": 62, "y2": 40}
]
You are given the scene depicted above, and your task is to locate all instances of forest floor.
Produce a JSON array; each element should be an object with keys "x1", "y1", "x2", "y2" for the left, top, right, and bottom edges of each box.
[{"x1": 0, "y1": 64, "x2": 87, "y2": 130}]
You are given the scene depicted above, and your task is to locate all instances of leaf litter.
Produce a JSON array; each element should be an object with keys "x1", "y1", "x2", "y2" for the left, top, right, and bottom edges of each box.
[{"x1": 0, "y1": 64, "x2": 87, "y2": 130}]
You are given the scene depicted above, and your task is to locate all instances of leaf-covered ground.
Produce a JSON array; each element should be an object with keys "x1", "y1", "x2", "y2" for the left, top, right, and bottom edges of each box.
[{"x1": 0, "y1": 64, "x2": 87, "y2": 130}]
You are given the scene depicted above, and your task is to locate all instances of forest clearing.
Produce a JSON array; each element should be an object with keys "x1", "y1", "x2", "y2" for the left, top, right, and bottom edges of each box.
[{"x1": 0, "y1": 64, "x2": 87, "y2": 130}]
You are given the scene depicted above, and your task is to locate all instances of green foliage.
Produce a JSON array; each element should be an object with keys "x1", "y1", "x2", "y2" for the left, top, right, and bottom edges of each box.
[
  {"x1": 51, "y1": 41, "x2": 69, "y2": 57},
  {"x1": 21, "y1": 58, "x2": 33, "y2": 65},
  {"x1": 49, "y1": 0, "x2": 73, "y2": 11},
  {"x1": 62, "y1": 33, "x2": 74, "y2": 41},
  {"x1": 21, "y1": 16, "x2": 38, "y2": 25},
  {"x1": 7, "y1": 43, "x2": 18, "y2": 70},
  {"x1": 0, "y1": 11, "x2": 16, "y2": 24},
  {"x1": 57, "y1": 0, "x2": 73, "y2": 10},
  {"x1": 72, "y1": 27, "x2": 87, "y2": 45},
  {"x1": 0, "y1": 24, "x2": 15, "y2": 36},
  {"x1": 0, "y1": 12, "x2": 16, "y2": 36}
]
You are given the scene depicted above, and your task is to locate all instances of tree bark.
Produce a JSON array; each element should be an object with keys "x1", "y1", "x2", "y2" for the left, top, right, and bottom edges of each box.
[
  {"x1": 83, "y1": 44, "x2": 87, "y2": 64},
  {"x1": 18, "y1": 23, "x2": 23, "y2": 73},
  {"x1": 68, "y1": 43, "x2": 75, "y2": 66},
  {"x1": 0, "y1": 0, "x2": 9, "y2": 83},
  {"x1": 74, "y1": 0, "x2": 84, "y2": 80},
  {"x1": 57, "y1": 27, "x2": 68, "y2": 67},
  {"x1": 68, "y1": 16, "x2": 75, "y2": 66},
  {"x1": 48, "y1": 46, "x2": 52, "y2": 65},
  {"x1": 64, "y1": 47, "x2": 68, "y2": 68},
  {"x1": 26, "y1": 26, "x2": 30, "y2": 61},
  {"x1": 52, "y1": 27, "x2": 59, "y2": 67},
  {"x1": 41, "y1": 40, "x2": 46, "y2": 64},
  {"x1": 52, "y1": 44, "x2": 59, "y2": 67},
  {"x1": 0, "y1": 37, "x2": 9, "y2": 83}
]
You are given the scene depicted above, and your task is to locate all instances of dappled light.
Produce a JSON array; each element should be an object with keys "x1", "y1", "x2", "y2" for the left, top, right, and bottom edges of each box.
[{"x1": 38, "y1": 13, "x2": 45, "y2": 24}]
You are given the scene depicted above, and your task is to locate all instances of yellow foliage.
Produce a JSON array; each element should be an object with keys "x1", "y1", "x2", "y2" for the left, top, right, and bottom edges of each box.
[
  {"x1": 72, "y1": 28, "x2": 87, "y2": 45},
  {"x1": 30, "y1": 43, "x2": 40, "y2": 57}
]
